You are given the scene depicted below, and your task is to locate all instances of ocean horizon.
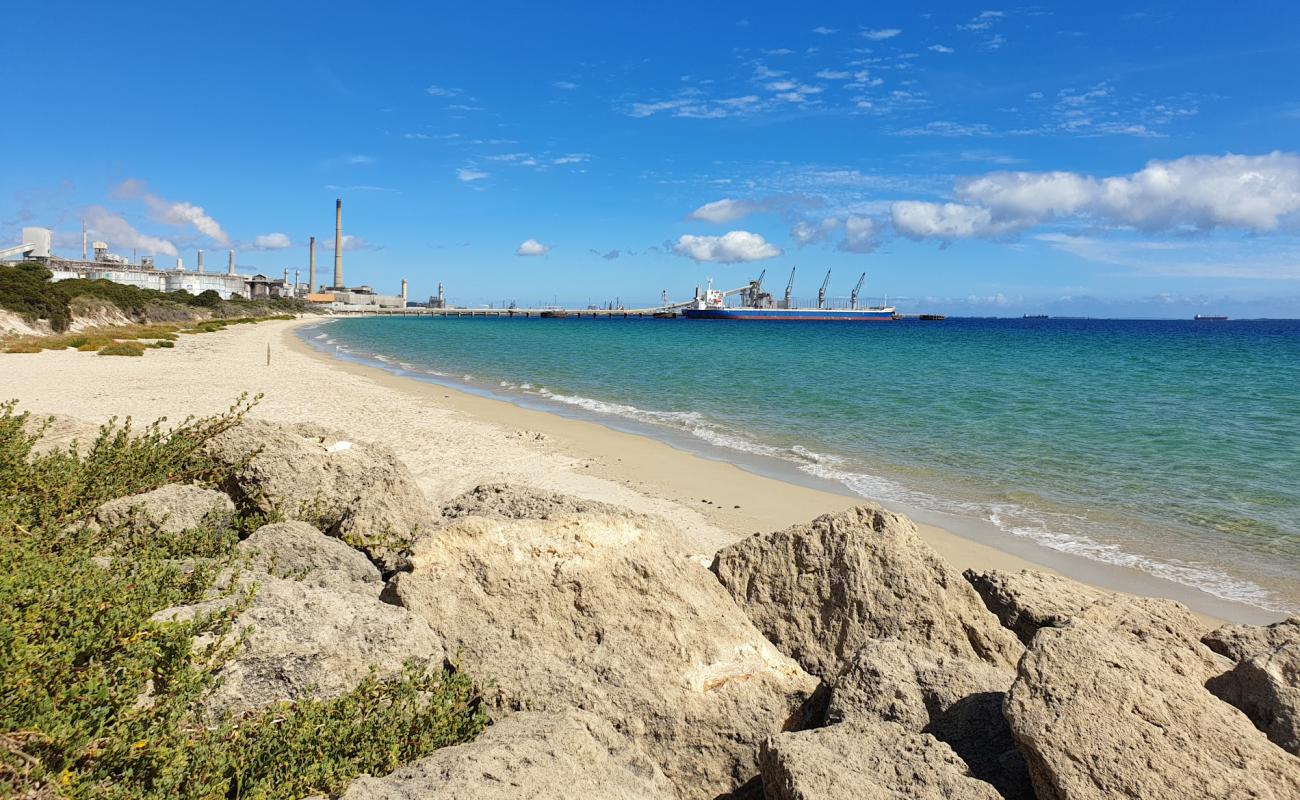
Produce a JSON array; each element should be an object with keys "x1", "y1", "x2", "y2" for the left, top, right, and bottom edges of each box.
[{"x1": 305, "y1": 315, "x2": 1300, "y2": 616}]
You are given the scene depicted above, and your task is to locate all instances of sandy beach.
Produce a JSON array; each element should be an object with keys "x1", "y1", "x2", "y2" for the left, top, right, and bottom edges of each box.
[{"x1": 0, "y1": 316, "x2": 1280, "y2": 624}]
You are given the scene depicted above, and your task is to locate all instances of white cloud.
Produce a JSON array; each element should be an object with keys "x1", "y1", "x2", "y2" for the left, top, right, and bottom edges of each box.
[
  {"x1": 516, "y1": 238, "x2": 551, "y2": 256},
  {"x1": 84, "y1": 205, "x2": 178, "y2": 257},
  {"x1": 893, "y1": 152, "x2": 1300, "y2": 242},
  {"x1": 552, "y1": 153, "x2": 590, "y2": 165},
  {"x1": 457, "y1": 167, "x2": 489, "y2": 182},
  {"x1": 253, "y1": 232, "x2": 292, "y2": 250},
  {"x1": 928, "y1": 44, "x2": 955, "y2": 53},
  {"x1": 862, "y1": 28, "x2": 902, "y2": 41},
  {"x1": 815, "y1": 69, "x2": 853, "y2": 80},
  {"x1": 324, "y1": 234, "x2": 370, "y2": 252},
  {"x1": 113, "y1": 179, "x2": 228, "y2": 245},
  {"x1": 687, "y1": 195, "x2": 815, "y2": 223},
  {"x1": 426, "y1": 84, "x2": 463, "y2": 96},
  {"x1": 672, "y1": 231, "x2": 782, "y2": 263},
  {"x1": 553, "y1": 80, "x2": 579, "y2": 90},
  {"x1": 811, "y1": 26, "x2": 838, "y2": 35},
  {"x1": 791, "y1": 217, "x2": 841, "y2": 246},
  {"x1": 839, "y1": 215, "x2": 879, "y2": 252},
  {"x1": 890, "y1": 201, "x2": 1026, "y2": 240}
]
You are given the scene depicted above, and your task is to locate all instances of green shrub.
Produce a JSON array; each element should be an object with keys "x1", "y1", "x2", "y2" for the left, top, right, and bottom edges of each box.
[
  {"x1": 2, "y1": 341, "x2": 42, "y2": 353},
  {"x1": 152, "y1": 340, "x2": 176, "y2": 348},
  {"x1": 97, "y1": 341, "x2": 147, "y2": 357},
  {"x1": 0, "y1": 398, "x2": 486, "y2": 797}
]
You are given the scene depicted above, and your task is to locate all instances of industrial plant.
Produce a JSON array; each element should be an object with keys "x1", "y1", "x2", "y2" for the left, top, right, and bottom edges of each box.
[{"x1": 0, "y1": 199, "x2": 408, "y2": 310}]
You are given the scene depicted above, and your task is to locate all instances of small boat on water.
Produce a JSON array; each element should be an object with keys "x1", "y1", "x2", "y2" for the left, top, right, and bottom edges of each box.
[
  {"x1": 1194, "y1": 314, "x2": 1229, "y2": 321},
  {"x1": 1023, "y1": 314, "x2": 1049, "y2": 319}
]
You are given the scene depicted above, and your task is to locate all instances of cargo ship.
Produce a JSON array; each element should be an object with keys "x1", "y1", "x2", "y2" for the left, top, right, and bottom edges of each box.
[{"x1": 680, "y1": 270, "x2": 896, "y2": 322}]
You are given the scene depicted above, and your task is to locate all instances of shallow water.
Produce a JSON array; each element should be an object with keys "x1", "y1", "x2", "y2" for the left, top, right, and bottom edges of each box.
[{"x1": 311, "y1": 315, "x2": 1300, "y2": 613}]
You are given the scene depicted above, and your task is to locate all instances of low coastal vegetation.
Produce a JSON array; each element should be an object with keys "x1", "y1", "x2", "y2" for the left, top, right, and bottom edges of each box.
[
  {"x1": 0, "y1": 399, "x2": 487, "y2": 798},
  {"x1": 0, "y1": 262, "x2": 312, "y2": 355}
]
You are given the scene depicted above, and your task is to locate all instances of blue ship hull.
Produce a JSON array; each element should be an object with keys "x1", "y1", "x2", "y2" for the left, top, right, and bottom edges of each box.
[{"x1": 682, "y1": 307, "x2": 897, "y2": 321}]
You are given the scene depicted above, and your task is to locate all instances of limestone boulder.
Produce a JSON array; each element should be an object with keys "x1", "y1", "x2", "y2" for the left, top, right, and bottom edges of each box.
[
  {"x1": 711, "y1": 504, "x2": 1023, "y2": 678},
  {"x1": 963, "y1": 568, "x2": 1102, "y2": 645},
  {"x1": 1207, "y1": 642, "x2": 1300, "y2": 756},
  {"x1": 92, "y1": 483, "x2": 235, "y2": 534},
  {"x1": 207, "y1": 420, "x2": 436, "y2": 572},
  {"x1": 759, "y1": 721, "x2": 1002, "y2": 800},
  {"x1": 1074, "y1": 595, "x2": 1228, "y2": 683},
  {"x1": 22, "y1": 412, "x2": 103, "y2": 457},
  {"x1": 334, "y1": 710, "x2": 676, "y2": 800},
  {"x1": 827, "y1": 640, "x2": 1031, "y2": 800},
  {"x1": 154, "y1": 572, "x2": 444, "y2": 716},
  {"x1": 1204, "y1": 616, "x2": 1300, "y2": 662},
  {"x1": 1004, "y1": 614, "x2": 1300, "y2": 800},
  {"x1": 386, "y1": 510, "x2": 820, "y2": 799},
  {"x1": 441, "y1": 482, "x2": 624, "y2": 520},
  {"x1": 237, "y1": 521, "x2": 380, "y2": 585}
]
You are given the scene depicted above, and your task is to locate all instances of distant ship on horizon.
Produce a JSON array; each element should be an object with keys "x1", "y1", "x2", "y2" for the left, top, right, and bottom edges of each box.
[
  {"x1": 1194, "y1": 314, "x2": 1229, "y2": 321},
  {"x1": 681, "y1": 270, "x2": 897, "y2": 322}
]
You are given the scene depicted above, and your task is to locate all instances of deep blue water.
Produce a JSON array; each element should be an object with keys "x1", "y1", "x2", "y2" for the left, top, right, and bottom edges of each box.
[{"x1": 307, "y1": 316, "x2": 1300, "y2": 612}]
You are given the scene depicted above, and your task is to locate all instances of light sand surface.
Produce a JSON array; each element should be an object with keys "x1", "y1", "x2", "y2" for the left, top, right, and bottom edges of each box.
[{"x1": 0, "y1": 316, "x2": 1280, "y2": 624}]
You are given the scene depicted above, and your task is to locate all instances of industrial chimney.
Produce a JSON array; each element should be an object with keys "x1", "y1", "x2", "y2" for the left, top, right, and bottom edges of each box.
[
  {"x1": 228, "y1": 250, "x2": 235, "y2": 275},
  {"x1": 308, "y1": 236, "x2": 316, "y2": 293},
  {"x1": 196, "y1": 249, "x2": 204, "y2": 273},
  {"x1": 81, "y1": 220, "x2": 87, "y2": 261},
  {"x1": 401, "y1": 277, "x2": 408, "y2": 304},
  {"x1": 332, "y1": 199, "x2": 343, "y2": 289}
]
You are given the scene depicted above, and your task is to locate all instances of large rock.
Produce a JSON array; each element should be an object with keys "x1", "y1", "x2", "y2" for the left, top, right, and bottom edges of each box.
[
  {"x1": 711, "y1": 504, "x2": 1023, "y2": 678},
  {"x1": 827, "y1": 640, "x2": 1031, "y2": 800},
  {"x1": 963, "y1": 568, "x2": 1102, "y2": 645},
  {"x1": 1074, "y1": 595, "x2": 1227, "y2": 683},
  {"x1": 238, "y1": 521, "x2": 380, "y2": 585},
  {"x1": 1207, "y1": 642, "x2": 1300, "y2": 756},
  {"x1": 154, "y1": 572, "x2": 445, "y2": 716},
  {"x1": 441, "y1": 482, "x2": 624, "y2": 520},
  {"x1": 1204, "y1": 616, "x2": 1300, "y2": 663},
  {"x1": 387, "y1": 510, "x2": 820, "y2": 798},
  {"x1": 22, "y1": 412, "x2": 103, "y2": 457},
  {"x1": 759, "y1": 721, "x2": 1002, "y2": 800},
  {"x1": 92, "y1": 483, "x2": 235, "y2": 534},
  {"x1": 335, "y1": 710, "x2": 676, "y2": 800},
  {"x1": 1004, "y1": 614, "x2": 1300, "y2": 800},
  {"x1": 207, "y1": 420, "x2": 435, "y2": 572}
]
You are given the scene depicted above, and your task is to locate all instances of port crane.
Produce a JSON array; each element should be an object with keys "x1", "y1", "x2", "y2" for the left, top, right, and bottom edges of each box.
[
  {"x1": 782, "y1": 267, "x2": 796, "y2": 309},
  {"x1": 817, "y1": 270, "x2": 832, "y2": 309},
  {"x1": 850, "y1": 272, "x2": 866, "y2": 310}
]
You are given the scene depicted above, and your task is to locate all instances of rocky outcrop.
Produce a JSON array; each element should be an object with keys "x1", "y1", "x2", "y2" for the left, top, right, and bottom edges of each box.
[
  {"x1": 333, "y1": 710, "x2": 676, "y2": 799},
  {"x1": 441, "y1": 482, "x2": 624, "y2": 520},
  {"x1": 1203, "y1": 616, "x2": 1300, "y2": 662},
  {"x1": 1207, "y1": 642, "x2": 1300, "y2": 756},
  {"x1": 207, "y1": 420, "x2": 436, "y2": 572},
  {"x1": 827, "y1": 640, "x2": 1031, "y2": 800},
  {"x1": 91, "y1": 483, "x2": 235, "y2": 534},
  {"x1": 711, "y1": 504, "x2": 1023, "y2": 678},
  {"x1": 963, "y1": 568, "x2": 1102, "y2": 645},
  {"x1": 154, "y1": 572, "x2": 444, "y2": 717},
  {"x1": 237, "y1": 521, "x2": 380, "y2": 585},
  {"x1": 386, "y1": 511, "x2": 819, "y2": 798},
  {"x1": 1004, "y1": 614, "x2": 1300, "y2": 800},
  {"x1": 1073, "y1": 595, "x2": 1227, "y2": 682},
  {"x1": 759, "y1": 721, "x2": 1003, "y2": 800}
]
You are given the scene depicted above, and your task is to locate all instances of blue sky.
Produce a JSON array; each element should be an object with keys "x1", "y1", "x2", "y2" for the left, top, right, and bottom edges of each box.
[{"x1": 4, "y1": 1, "x2": 1300, "y2": 316}]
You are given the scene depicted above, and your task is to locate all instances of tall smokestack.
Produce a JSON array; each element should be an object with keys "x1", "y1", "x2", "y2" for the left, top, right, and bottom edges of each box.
[
  {"x1": 401, "y1": 277, "x2": 407, "y2": 303},
  {"x1": 308, "y1": 236, "x2": 316, "y2": 292},
  {"x1": 283, "y1": 268, "x2": 289, "y2": 287},
  {"x1": 197, "y1": 249, "x2": 204, "y2": 273},
  {"x1": 227, "y1": 250, "x2": 235, "y2": 275},
  {"x1": 81, "y1": 220, "x2": 87, "y2": 260},
  {"x1": 333, "y1": 199, "x2": 343, "y2": 289}
]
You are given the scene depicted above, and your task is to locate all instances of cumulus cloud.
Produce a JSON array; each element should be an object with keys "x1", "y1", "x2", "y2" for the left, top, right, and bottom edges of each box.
[
  {"x1": 672, "y1": 231, "x2": 782, "y2": 263},
  {"x1": 687, "y1": 194, "x2": 817, "y2": 223},
  {"x1": 516, "y1": 238, "x2": 550, "y2": 256},
  {"x1": 457, "y1": 167, "x2": 489, "y2": 182},
  {"x1": 839, "y1": 215, "x2": 880, "y2": 252},
  {"x1": 83, "y1": 205, "x2": 178, "y2": 257},
  {"x1": 790, "y1": 217, "x2": 841, "y2": 246},
  {"x1": 113, "y1": 179, "x2": 228, "y2": 245},
  {"x1": 894, "y1": 152, "x2": 1300, "y2": 241},
  {"x1": 928, "y1": 44, "x2": 955, "y2": 53},
  {"x1": 323, "y1": 234, "x2": 371, "y2": 252},
  {"x1": 862, "y1": 28, "x2": 902, "y2": 41},
  {"x1": 253, "y1": 232, "x2": 292, "y2": 250},
  {"x1": 426, "y1": 84, "x2": 462, "y2": 96}
]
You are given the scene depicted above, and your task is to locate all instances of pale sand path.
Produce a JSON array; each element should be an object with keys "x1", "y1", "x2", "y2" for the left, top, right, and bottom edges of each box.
[{"x1": 0, "y1": 316, "x2": 1280, "y2": 623}]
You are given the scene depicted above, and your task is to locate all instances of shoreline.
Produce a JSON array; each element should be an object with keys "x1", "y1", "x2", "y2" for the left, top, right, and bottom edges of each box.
[
  {"x1": 290, "y1": 318, "x2": 1284, "y2": 626},
  {"x1": 0, "y1": 316, "x2": 1282, "y2": 625}
]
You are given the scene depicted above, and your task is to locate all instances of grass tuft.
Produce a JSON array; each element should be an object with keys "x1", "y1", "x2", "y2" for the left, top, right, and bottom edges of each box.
[{"x1": 97, "y1": 341, "x2": 148, "y2": 357}]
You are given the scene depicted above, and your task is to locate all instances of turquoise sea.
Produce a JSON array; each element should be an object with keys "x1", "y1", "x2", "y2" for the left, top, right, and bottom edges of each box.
[{"x1": 305, "y1": 316, "x2": 1300, "y2": 614}]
